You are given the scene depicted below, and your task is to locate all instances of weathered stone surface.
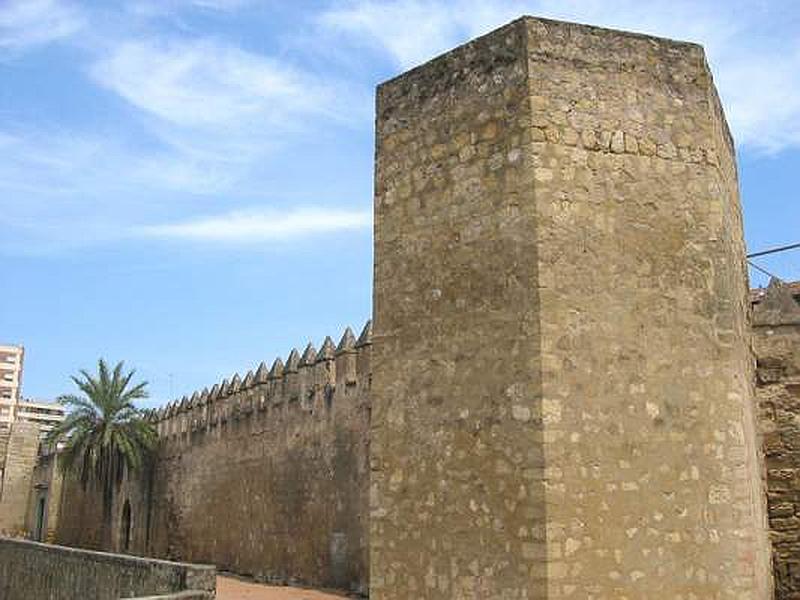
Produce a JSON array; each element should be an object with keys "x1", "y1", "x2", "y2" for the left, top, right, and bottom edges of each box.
[
  {"x1": 371, "y1": 16, "x2": 771, "y2": 599},
  {"x1": 0, "y1": 536, "x2": 215, "y2": 600},
  {"x1": 754, "y1": 281, "x2": 800, "y2": 599}
]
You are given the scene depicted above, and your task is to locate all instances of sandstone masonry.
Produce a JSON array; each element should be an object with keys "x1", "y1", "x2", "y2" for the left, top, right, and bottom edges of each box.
[{"x1": 371, "y1": 16, "x2": 771, "y2": 599}]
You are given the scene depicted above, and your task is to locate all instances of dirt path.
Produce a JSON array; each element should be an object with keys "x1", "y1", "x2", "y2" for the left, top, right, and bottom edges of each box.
[{"x1": 216, "y1": 576, "x2": 350, "y2": 600}]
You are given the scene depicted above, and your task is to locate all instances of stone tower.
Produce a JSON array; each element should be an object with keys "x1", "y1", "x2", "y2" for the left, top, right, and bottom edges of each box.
[{"x1": 371, "y1": 16, "x2": 772, "y2": 599}]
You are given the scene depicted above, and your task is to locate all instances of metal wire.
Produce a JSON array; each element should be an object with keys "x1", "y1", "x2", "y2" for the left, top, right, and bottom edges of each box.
[
  {"x1": 747, "y1": 242, "x2": 800, "y2": 259},
  {"x1": 748, "y1": 260, "x2": 782, "y2": 282}
]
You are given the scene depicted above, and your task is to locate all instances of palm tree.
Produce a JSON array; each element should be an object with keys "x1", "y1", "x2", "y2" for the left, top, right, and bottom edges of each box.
[{"x1": 47, "y1": 359, "x2": 157, "y2": 539}]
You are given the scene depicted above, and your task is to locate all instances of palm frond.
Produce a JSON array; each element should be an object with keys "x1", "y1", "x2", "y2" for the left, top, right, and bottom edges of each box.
[{"x1": 55, "y1": 359, "x2": 156, "y2": 507}]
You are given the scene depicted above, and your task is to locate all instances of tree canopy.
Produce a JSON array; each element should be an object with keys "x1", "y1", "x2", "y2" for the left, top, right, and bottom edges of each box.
[{"x1": 47, "y1": 359, "x2": 156, "y2": 510}]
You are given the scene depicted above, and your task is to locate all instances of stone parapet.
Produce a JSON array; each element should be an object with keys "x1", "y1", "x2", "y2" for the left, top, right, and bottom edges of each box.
[{"x1": 0, "y1": 537, "x2": 215, "y2": 600}]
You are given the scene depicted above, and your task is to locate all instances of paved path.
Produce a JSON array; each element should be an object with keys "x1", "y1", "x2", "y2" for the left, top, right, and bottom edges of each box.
[{"x1": 216, "y1": 576, "x2": 350, "y2": 600}]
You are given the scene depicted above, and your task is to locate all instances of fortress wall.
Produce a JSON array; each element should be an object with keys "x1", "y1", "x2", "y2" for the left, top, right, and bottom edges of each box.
[
  {"x1": 753, "y1": 282, "x2": 800, "y2": 599},
  {"x1": 371, "y1": 16, "x2": 772, "y2": 599},
  {"x1": 56, "y1": 324, "x2": 372, "y2": 594}
]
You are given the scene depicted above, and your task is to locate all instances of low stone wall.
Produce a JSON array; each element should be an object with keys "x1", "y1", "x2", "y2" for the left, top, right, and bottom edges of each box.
[{"x1": 0, "y1": 537, "x2": 215, "y2": 600}]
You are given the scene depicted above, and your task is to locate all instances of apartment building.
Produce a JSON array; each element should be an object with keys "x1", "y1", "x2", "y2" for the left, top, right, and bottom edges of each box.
[
  {"x1": 0, "y1": 345, "x2": 24, "y2": 430},
  {"x1": 14, "y1": 399, "x2": 65, "y2": 436},
  {"x1": 0, "y1": 345, "x2": 65, "y2": 435}
]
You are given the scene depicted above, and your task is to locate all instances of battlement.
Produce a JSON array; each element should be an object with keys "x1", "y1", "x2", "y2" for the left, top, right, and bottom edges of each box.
[
  {"x1": 152, "y1": 321, "x2": 373, "y2": 444},
  {"x1": 57, "y1": 322, "x2": 373, "y2": 592}
]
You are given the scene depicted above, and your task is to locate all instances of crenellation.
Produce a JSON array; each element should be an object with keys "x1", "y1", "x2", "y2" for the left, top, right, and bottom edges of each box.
[
  {"x1": 268, "y1": 357, "x2": 284, "y2": 381},
  {"x1": 254, "y1": 361, "x2": 269, "y2": 384},
  {"x1": 178, "y1": 398, "x2": 189, "y2": 439},
  {"x1": 284, "y1": 348, "x2": 301, "y2": 406},
  {"x1": 151, "y1": 327, "x2": 371, "y2": 451},
  {"x1": 316, "y1": 337, "x2": 336, "y2": 382},
  {"x1": 284, "y1": 348, "x2": 300, "y2": 373},
  {"x1": 267, "y1": 357, "x2": 285, "y2": 417},
  {"x1": 242, "y1": 370, "x2": 255, "y2": 390},
  {"x1": 355, "y1": 321, "x2": 372, "y2": 384},
  {"x1": 299, "y1": 343, "x2": 317, "y2": 368},
  {"x1": 299, "y1": 343, "x2": 317, "y2": 410},
  {"x1": 318, "y1": 336, "x2": 336, "y2": 362},
  {"x1": 220, "y1": 382, "x2": 231, "y2": 425},
  {"x1": 164, "y1": 403, "x2": 174, "y2": 437},
  {"x1": 230, "y1": 375, "x2": 245, "y2": 421},
  {"x1": 230, "y1": 373, "x2": 242, "y2": 395},
  {"x1": 336, "y1": 327, "x2": 358, "y2": 388}
]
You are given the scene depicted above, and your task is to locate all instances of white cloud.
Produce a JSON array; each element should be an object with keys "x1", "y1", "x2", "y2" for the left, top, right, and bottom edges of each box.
[
  {"x1": 715, "y1": 47, "x2": 800, "y2": 154},
  {"x1": 127, "y1": 0, "x2": 253, "y2": 17},
  {"x1": 90, "y1": 38, "x2": 343, "y2": 129},
  {"x1": 85, "y1": 35, "x2": 370, "y2": 196},
  {"x1": 0, "y1": 0, "x2": 84, "y2": 51},
  {"x1": 319, "y1": 0, "x2": 800, "y2": 153},
  {"x1": 319, "y1": 0, "x2": 741, "y2": 69},
  {"x1": 320, "y1": 0, "x2": 467, "y2": 70},
  {"x1": 0, "y1": 123, "x2": 248, "y2": 197},
  {"x1": 75, "y1": 34, "x2": 370, "y2": 200},
  {"x1": 138, "y1": 207, "x2": 372, "y2": 242},
  {"x1": 185, "y1": 0, "x2": 252, "y2": 9}
]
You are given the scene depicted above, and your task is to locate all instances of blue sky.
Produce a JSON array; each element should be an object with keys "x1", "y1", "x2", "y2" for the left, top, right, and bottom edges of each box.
[{"x1": 1, "y1": 0, "x2": 798, "y2": 406}]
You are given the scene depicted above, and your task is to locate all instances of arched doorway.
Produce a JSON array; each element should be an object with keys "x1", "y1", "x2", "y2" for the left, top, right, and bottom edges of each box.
[{"x1": 120, "y1": 500, "x2": 132, "y2": 553}]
